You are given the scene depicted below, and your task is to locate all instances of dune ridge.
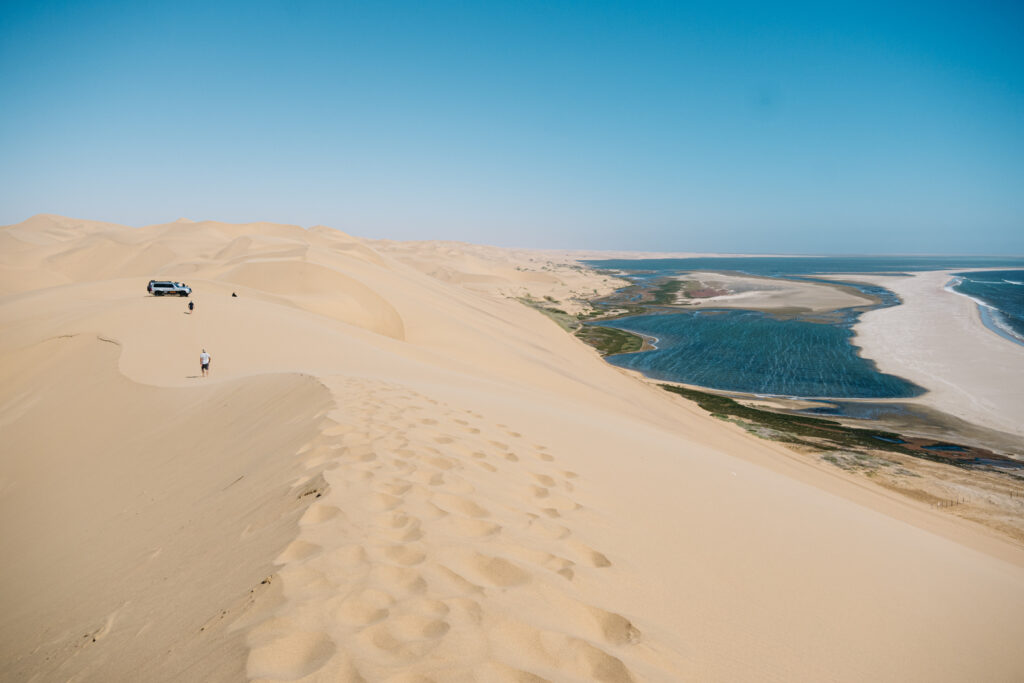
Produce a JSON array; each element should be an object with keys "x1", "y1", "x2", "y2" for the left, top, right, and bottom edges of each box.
[{"x1": 2, "y1": 215, "x2": 1024, "y2": 682}]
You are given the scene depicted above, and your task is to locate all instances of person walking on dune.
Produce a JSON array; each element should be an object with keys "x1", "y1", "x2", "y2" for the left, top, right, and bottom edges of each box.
[{"x1": 199, "y1": 348, "x2": 211, "y2": 377}]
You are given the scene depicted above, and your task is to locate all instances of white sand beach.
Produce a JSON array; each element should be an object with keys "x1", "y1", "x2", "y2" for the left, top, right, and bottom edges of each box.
[
  {"x1": 852, "y1": 270, "x2": 1024, "y2": 439},
  {"x1": 2, "y1": 216, "x2": 1024, "y2": 682}
]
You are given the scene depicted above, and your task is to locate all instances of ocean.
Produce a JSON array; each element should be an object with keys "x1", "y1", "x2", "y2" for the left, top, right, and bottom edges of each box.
[
  {"x1": 584, "y1": 256, "x2": 1024, "y2": 399},
  {"x1": 951, "y1": 270, "x2": 1024, "y2": 346},
  {"x1": 586, "y1": 255, "x2": 1024, "y2": 277}
]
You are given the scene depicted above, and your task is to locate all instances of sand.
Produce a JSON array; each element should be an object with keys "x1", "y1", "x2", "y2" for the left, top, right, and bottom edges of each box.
[
  {"x1": 666, "y1": 271, "x2": 873, "y2": 313},
  {"x1": 852, "y1": 270, "x2": 1024, "y2": 440},
  {"x1": 2, "y1": 215, "x2": 1024, "y2": 682}
]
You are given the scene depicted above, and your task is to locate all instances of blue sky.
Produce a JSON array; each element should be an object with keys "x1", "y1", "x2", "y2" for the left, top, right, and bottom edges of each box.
[{"x1": 1, "y1": 1, "x2": 1022, "y2": 253}]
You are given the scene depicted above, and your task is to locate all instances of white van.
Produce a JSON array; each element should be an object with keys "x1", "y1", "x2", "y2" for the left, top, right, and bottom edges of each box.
[{"x1": 147, "y1": 280, "x2": 192, "y2": 296}]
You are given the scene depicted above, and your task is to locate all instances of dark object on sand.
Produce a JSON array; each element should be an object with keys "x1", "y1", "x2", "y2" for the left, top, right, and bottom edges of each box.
[
  {"x1": 188, "y1": 301, "x2": 194, "y2": 312},
  {"x1": 148, "y1": 280, "x2": 191, "y2": 296},
  {"x1": 231, "y1": 292, "x2": 238, "y2": 297}
]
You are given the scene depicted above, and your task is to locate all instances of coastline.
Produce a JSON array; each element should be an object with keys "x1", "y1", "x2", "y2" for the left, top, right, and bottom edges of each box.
[
  {"x1": 4, "y1": 217, "x2": 1024, "y2": 681},
  {"x1": 851, "y1": 270, "x2": 1024, "y2": 439},
  {"x1": 947, "y1": 274, "x2": 1024, "y2": 348}
]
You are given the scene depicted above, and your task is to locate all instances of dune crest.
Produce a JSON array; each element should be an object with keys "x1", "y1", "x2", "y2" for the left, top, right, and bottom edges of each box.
[
  {"x1": 2, "y1": 215, "x2": 1024, "y2": 682},
  {"x1": 220, "y1": 260, "x2": 406, "y2": 340}
]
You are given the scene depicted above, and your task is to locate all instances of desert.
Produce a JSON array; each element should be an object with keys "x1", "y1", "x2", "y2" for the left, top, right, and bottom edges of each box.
[{"x1": 2, "y1": 215, "x2": 1024, "y2": 682}]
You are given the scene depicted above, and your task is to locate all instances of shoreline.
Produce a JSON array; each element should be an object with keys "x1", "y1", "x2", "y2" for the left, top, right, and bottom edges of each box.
[
  {"x1": 585, "y1": 271, "x2": 920, "y2": 400},
  {"x1": 850, "y1": 270, "x2": 1024, "y2": 439},
  {"x1": 6, "y1": 217, "x2": 1024, "y2": 681},
  {"x1": 945, "y1": 275, "x2": 1024, "y2": 348},
  {"x1": 578, "y1": 266, "x2": 1023, "y2": 454}
]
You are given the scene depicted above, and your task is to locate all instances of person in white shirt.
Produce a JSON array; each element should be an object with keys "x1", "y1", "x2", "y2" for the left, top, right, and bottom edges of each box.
[{"x1": 199, "y1": 349, "x2": 211, "y2": 377}]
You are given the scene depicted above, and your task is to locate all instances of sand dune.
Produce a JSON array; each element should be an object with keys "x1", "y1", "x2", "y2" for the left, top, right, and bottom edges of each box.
[{"x1": 2, "y1": 215, "x2": 1024, "y2": 681}]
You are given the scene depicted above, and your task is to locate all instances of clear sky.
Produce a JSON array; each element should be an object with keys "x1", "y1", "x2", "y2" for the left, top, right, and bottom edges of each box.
[{"x1": 1, "y1": 1, "x2": 1022, "y2": 253}]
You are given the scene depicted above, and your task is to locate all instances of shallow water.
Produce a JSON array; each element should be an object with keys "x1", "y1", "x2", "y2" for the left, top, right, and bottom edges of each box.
[
  {"x1": 598, "y1": 310, "x2": 923, "y2": 398},
  {"x1": 587, "y1": 255, "x2": 1024, "y2": 276},
  {"x1": 585, "y1": 256, "x2": 1024, "y2": 399}
]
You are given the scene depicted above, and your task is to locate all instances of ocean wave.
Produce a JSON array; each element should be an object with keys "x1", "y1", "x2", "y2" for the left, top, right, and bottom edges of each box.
[
  {"x1": 979, "y1": 306, "x2": 1024, "y2": 346},
  {"x1": 1003, "y1": 279, "x2": 1024, "y2": 286},
  {"x1": 946, "y1": 282, "x2": 1024, "y2": 346}
]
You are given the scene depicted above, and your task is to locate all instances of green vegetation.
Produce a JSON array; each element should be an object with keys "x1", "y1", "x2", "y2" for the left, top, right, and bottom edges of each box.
[
  {"x1": 657, "y1": 383, "x2": 1024, "y2": 471},
  {"x1": 650, "y1": 279, "x2": 684, "y2": 305},
  {"x1": 575, "y1": 326, "x2": 645, "y2": 356},
  {"x1": 518, "y1": 297, "x2": 577, "y2": 331},
  {"x1": 679, "y1": 280, "x2": 702, "y2": 298},
  {"x1": 659, "y1": 384, "x2": 914, "y2": 454}
]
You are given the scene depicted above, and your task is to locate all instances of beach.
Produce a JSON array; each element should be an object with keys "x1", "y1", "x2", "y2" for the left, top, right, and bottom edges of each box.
[
  {"x1": 852, "y1": 270, "x2": 1024, "y2": 439},
  {"x1": 3, "y1": 215, "x2": 1024, "y2": 682}
]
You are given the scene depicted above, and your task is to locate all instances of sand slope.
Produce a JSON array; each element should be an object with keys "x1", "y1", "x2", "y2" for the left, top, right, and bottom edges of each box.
[{"x1": 2, "y1": 215, "x2": 1024, "y2": 682}]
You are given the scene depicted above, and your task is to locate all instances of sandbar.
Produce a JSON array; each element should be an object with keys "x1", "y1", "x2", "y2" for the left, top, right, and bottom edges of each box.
[
  {"x1": 851, "y1": 270, "x2": 1024, "y2": 439},
  {"x1": 666, "y1": 271, "x2": 874, "y2": 313}
]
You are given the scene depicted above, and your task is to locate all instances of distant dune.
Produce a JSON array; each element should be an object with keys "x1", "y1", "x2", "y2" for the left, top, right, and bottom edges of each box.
[{"x1": 2, "y1": 215, "x2": 1023, "y2": 682}]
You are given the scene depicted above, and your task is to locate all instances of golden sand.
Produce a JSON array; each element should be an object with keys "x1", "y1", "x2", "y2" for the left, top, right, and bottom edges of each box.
[{"x1": 2, "y1": 215, "x2": 1023, "y2": 681}]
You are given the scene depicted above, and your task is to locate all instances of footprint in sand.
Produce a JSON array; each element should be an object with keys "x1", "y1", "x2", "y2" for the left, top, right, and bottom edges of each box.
[
  {"x1": 247, "y1": 631, "x2": 336, "y2": 680},
  {"x1": 383, "y1": 544, "x2": 427, "y2": 566},
  {"x1": 300, "y1": 504, "x2": 342, "y2": 526},
  {"x1": 525, "y1": 516, "x2": 572, "y2": 540},
  {"x1": 333, "y1": 588, "x2": 393, "y2": 626},
  {"x1": 542, "y1": 493, "x2": 580, "y2": 513},
  {"x1": 395, "y1": 597, "x2": 450, "y2": 620},
  {"x1": 440, "y1": 516, "x2": 501, "y2": 538},
  {"x1": 433, "y1": 493, "x2": 489, "y2": 518},
  {"x1": 531, "y1": 473, "x2": 556, "y2": 487},
  {"x1": 529, "y1": 485, "x2": 549, "y2": 499},
  {"x1": 467, "y1": 553, "x2": 531, "y2": 587},
  {"x1": 376, "y1": 481, "x2": 412, "y2": 496},
  {"x1": 426, "y1": 455, "x2": 457, "y2": 470},
  {"x1": 322, "y1": 545, "x2": 370, "y2": 569},
  {"x1": 567, "y1": 540, "x2": 613, "y2": 568},
  {"x1": 357, "y1": 620, "x2": 446, "y2": 664},
  {"x1": 276, "y1": 540, "x2": 322, "y2": 564},
  {"x1": 370, "y1": 565, "x2": 428, "y2": 598},
  {"x1": 367, "y1": 493, "x2": 403, "y2": 512},
  {"x1": 539, "y1": 633, "x2": 634, "y2": 682}
]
